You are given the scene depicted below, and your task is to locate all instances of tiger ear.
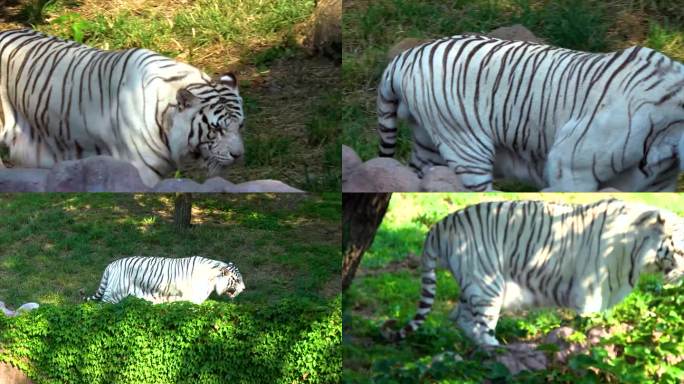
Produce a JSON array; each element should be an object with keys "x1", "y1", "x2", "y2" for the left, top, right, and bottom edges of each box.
[
  {"x1": 220, "y1": 267, "x2": 229, "y2": 276},
  {"x1": 216, "y1": 72, "x2": 238, "y2": 88},
  {"x1": 176, "y1": 88, "x2": 198, "y2": 111},
  {"x1": 633, "y1": 210, "x2": 665, "y2": 229}
]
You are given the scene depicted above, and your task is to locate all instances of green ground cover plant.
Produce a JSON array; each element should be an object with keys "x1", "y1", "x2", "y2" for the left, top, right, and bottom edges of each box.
[
  {"x1": 0, "y1": 193, "x2": 341, "y2": 383},
  {"x1": 0, "y1": 0, "x2": 340, "y2": 191},
  {"x1": 342, "y1": 0, "x2": 684, "y2": 190},
  {"x1": 343, "y1": 193, "x2": 684, "y2": 383}
]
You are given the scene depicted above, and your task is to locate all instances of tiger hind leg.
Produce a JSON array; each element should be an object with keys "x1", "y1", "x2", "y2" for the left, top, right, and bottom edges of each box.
[
  {"x1": 408, "y1": 120, "x2": 446, "y2": 177},
  {"x1": 452, "y1": 296, "x2": 502, "y2": 347}
]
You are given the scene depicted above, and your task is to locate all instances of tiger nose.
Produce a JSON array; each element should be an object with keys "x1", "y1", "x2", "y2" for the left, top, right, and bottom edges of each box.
[{"x1": 230, "y1": 145, "x2": 244, "y2": 159}]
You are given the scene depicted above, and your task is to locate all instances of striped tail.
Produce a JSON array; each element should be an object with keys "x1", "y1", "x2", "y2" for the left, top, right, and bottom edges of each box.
[
  {"x1": 377, "y1": 67, "x2": 399, "y2": 158},
  {"x1": 84, "y1": 268, "x2": 110, "y2": 301},
  {"x1": 381, "y1": 249, "x2": 438, "y2": 341}
]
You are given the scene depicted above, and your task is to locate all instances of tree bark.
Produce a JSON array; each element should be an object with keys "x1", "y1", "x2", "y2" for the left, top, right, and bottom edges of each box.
[
  {"x1": 342, "y1": 193, "x2": 391, "y2": 291},
  {"x1": 173, "y1": 193, "x2": 193, "y2": 231}
]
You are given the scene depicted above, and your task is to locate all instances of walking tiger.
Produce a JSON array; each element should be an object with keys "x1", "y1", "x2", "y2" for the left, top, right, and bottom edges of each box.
[
  {"x1": 382, "y1": 199, "x2": 684, "y2": 346},
  {"x1": 85, "y1": 256, "x2": 245, "y2": 305},
  {"x1": 377, "y1": 34, "x2": 684, "y2": 191}
]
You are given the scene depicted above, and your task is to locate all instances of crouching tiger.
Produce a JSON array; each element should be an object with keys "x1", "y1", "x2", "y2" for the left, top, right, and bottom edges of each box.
[
  {"x1": 382, "y1": 199, "x2": 684, "y2": 347},
  {"x1": 0, "y1": 29, "x2": 245, "y2": 187},
  {"x1": 84, "y1": 256, "x2": 245, "y2": 304}
]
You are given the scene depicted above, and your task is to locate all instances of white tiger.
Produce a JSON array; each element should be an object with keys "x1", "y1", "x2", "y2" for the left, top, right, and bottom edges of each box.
[
  {"x1": 85, "y1": 256, "x2": 245, "y2": 305},
  {"x1": 377, "y1": 34, "x2": 684, "y2": 191},
  {"x1": 382, "y1": 199, "x2": 684, "y2": 346},
  {"x1": 0, "y1": 28, "x2": 245, "y2": 187}
]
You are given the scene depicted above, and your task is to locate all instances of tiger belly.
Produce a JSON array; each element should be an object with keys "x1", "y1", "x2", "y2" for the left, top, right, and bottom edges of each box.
[{"x1": 500, "y1": 280, "x2": 555, "y2": 310}]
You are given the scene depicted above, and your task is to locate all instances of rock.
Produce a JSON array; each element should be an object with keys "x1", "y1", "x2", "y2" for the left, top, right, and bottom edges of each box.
[
  {"x1": 387, "y1": 37, "x2": 433, "y2": 60},
  {"x1": 1, "y1": 301, "x2": 15, "y2": 317},
  {"x1": 543, "y1": 326, "x2": 575, "y2": 345},
  {"x1": 152, "y1": 178, "x2": 204, "y2": 192},
  {"x1": 0, "y1": 362, "x2": 33, "y2": 384},
  {"x1": 342, "y1": 145, "x2": 362, "y2": 183},
  {"x1": 198, "y1": 177, "x2": 235, "y2": 192},
  {"x1": 420, "y1": 166, "x2": 466, "y2": 191},
  {"x1": 599, "y1": 187, "x2": 622, "y2": 192},
  {"x1": 230, "y1": 180, "x2": 304, "y2": 193},
  {"x1": 0, "y1": 168, "x2": 48, "y2": 192},
  {"x1": 493, "y1": 343, "x2": 548, "y2": 374},
  {"x1": 586, "y1": 327, "x2": 609, "y2": 345},
  {"x1": 555, "y1": 342, "x2": 585, "y2": 364},
  {"x1": 343, "y1": 157, "x2": 420, "y2": 192},
  {"x1": 46, "y1": 156, "x2": 149, "y2": 192},
  {"x1": 16, "y1": 303, "x2": 39, "y2": 314},
  {"x1": 487, "y1": 24, "x2": 545, "y2": 44}
]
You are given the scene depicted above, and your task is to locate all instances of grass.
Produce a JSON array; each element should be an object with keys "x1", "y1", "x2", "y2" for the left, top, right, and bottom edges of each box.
[
  {"x1": 343, "y1": 193, "x2": 684, "y2": 383},
  {"x1": 342, "y1": 0, "x2": 684, "y2": 191},
  {"x1": 0, "y1": 0, "x2": 340, "y2": 191},
  {"x1": 0, "y1": 193, "x2": 341, "y2": 382},
  {"x1": 0, "y1": 193, "x2": 341, "y2": 307}
]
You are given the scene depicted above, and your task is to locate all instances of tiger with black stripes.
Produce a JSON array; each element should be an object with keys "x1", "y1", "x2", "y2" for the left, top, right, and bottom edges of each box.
[
  {"x1": 382, "y1": 199, "x2": 684, "y2": 346},
  {"x1": 85, "y1": 256, "x2": 245, "y2": 304},
  {"x1": 0, "y1": 28, "x2": 244, "y2": 187},
  {"x1": 377, "y1": 34, "x2": 684, "y2": 191}
]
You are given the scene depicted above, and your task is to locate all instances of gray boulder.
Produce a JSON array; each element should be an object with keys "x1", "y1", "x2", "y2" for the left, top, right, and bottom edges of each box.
[
  {"x1": 343, "y1": 157, "x2": 420, "y2": 192},
  {"x1": 342, "y1": 145, "x2": 362, "y2": 183},
  {"x1": 230, "y1": 180, "x2": 304, "y2": 193},
  {"x1": 46, "y1": 156, "x2": 149, "y2": 192},
  {"x1": 198, "y1": 177, "x2": 236, "y2": 192},
  {"x1": 0, "y1": 168, "x2": 49, "y2": 192}
]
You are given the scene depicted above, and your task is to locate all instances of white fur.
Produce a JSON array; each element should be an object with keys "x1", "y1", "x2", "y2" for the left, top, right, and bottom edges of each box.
[{"x1": 378, "y1": 35, "x2": 684, "y2": 191}]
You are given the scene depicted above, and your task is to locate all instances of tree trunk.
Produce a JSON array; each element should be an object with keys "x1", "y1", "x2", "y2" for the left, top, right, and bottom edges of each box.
[
  {"x1": 342, "y1": 193, "x2": 391, "y2": 291},
  {"x1": 173, "y1": 193, "x2": 193, "y2": 231}
]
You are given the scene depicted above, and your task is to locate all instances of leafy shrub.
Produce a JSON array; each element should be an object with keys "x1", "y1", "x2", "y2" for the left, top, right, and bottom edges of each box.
[{"x1": 0, "y1": 296, "x2": 341, "y2": 383}]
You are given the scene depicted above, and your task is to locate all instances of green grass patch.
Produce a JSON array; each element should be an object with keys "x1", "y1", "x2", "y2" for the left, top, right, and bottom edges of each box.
[
  {"x1": 344, "y1": 193, "x2": 684, "y2": 382},
  {"x1": 0, "y1": 193, "x2": 341, "y2": 382},
  {"x1": 1, "y1": 296, "x2": 341, "y2": 384}
]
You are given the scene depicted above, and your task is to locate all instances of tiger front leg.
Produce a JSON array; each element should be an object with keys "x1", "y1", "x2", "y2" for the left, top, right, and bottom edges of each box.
[
  {"x1": 544, "y1": 112, "x2": 642, "y2": 191},
  {"x1": 544, "y1": 142, "x2": 604, "y2": 191}
]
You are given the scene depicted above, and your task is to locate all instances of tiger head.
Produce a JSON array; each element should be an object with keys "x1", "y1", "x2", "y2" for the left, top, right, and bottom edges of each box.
[
  {"x1": 215, "y1": 262, "x2": 245, "y2": 299},
  {"x1": 170, "y1": 73, "x2": 245, "y2": 177},
  {"x1": 656, "y1": 214, "x2": 684, "y2": 284},
  {"x1": 650, "y1": 210, "x2": 684, "y2": 285}
]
